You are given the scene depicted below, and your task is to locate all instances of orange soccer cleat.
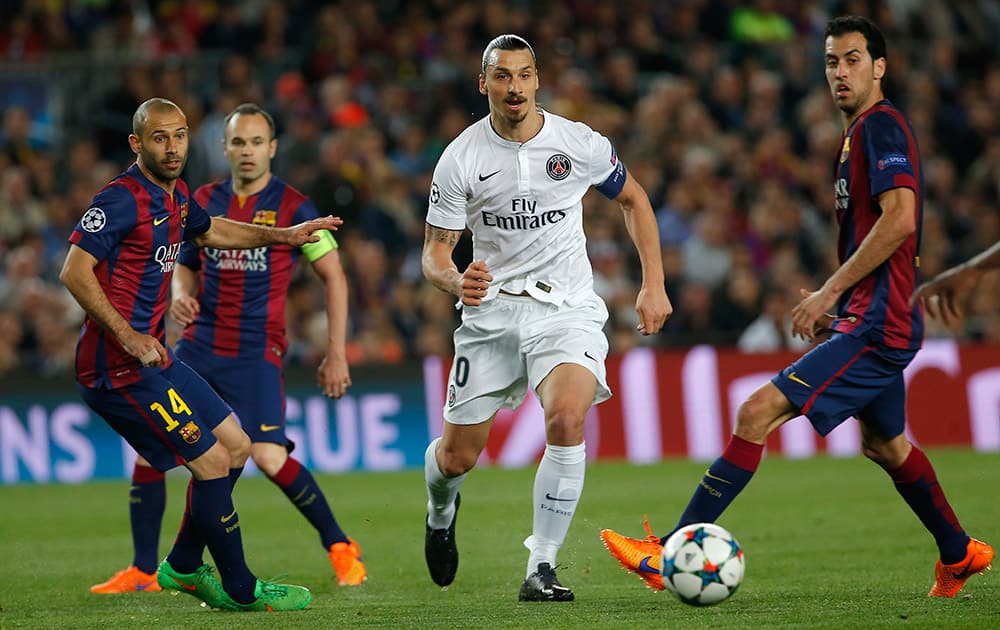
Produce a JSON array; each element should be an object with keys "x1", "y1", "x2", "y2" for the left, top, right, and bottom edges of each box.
[
  {"x1": 928, "y1": 538, "x2": 994, "y2": 597},
  {"x1": 89, "y1": 565, "x2": 162, "y2": 594},
  {"x1": 329, "y1": 538, "x2": 368, "y2": 586},
  {"x1": 600, "y1": 514, "x2": 665, "y2": 591}
]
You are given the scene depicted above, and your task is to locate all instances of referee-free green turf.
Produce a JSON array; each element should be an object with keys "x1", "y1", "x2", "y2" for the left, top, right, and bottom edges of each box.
[{"x1": 1, "y1": 449, "x2": 997, "y2": 629}]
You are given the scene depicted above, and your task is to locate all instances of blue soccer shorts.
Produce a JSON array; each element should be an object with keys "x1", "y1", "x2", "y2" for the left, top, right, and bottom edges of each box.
[
  {"x1": 771, "y1": 332, "x2": 918, "y2": 438},
  {"x1": 79, "y1": 359, "x2": 233, "y2": 472},
  {"x1": 175, "y1": 342, "x2": 288, "y2": 446}
]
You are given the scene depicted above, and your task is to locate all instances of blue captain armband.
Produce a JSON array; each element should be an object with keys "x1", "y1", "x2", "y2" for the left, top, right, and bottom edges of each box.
[
  {"x1": 301, "y1": 229, "x2": 338, "y2": 261},
  {"x1": 595, "y1": 160, "x2": 627, "y2": 199}
]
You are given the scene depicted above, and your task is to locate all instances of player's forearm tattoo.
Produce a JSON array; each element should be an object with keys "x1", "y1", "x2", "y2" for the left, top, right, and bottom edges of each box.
[{"x1": 425, "y1": 224, "x2": 460, "y2": 247}]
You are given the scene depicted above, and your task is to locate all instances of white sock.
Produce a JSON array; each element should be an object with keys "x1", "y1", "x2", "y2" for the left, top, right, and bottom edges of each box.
[
  {"x1": 524, "y1": 442, "x2": 586, "y2": 577},
  {"x1": 425, "y1": 437, "x2": 465, "y2": 530}
]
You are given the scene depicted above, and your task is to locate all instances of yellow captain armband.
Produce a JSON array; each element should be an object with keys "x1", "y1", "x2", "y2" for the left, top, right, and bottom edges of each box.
[{"x1": 301, "y1": 229, "x2": 338, "y2": 262}]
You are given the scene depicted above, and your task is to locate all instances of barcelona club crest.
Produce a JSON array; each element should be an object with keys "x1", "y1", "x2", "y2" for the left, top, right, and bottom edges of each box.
[
  {"x1": 253, "y1": 210, "x2": 277, "y2": 227},
  {"x1": 178, "y1": 421, "x2": 202, "y2": 445},
  {"x1": 546, "y1": 154, "x2": 572, "y2": 181},
  {"x1": 180, "y1": 202, "x2": 189, "y2": 228}
]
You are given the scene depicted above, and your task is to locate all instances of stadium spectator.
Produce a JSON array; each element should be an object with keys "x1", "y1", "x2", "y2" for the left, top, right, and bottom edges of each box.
[
  {"x1": 602, "y1": 15, "x2": 994, "y2": 599},
  {"x1": 420, "y1": 33, "x2": 671, "y2": 601},
  {"x1": 61, "y1": 97, "x2": 334, "y2": 610}
]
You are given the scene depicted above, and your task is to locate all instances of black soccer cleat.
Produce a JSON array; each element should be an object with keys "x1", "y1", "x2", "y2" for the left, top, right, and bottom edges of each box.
[
  {"x1": 425, "y1": 493, "x2": 461, "y2": 586},
  {"x1": 518, "y1": 562, "x2": 575, "y2": 602}
]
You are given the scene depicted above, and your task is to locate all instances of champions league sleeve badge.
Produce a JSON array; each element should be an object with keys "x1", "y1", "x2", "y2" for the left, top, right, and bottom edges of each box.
[{"x1": 81, "y1": 207, "x2": 107, "y2": 232}]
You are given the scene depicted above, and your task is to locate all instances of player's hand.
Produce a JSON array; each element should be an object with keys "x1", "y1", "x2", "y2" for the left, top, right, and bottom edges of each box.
[
  {"x1": 119, "y1": 330, "x2": 168, "y2": 367},
  {"x1": 283, "y1": 216, "x2": 344, "y2": 247},
  {"x1": 460, "y1": 260, "x2": 492, "y2": 307},
  {"x1": 910, "y1": 267, "x2": 979, "y2": 326},
  {"x1": 318, "y1": 354, "x2": 351, "y2": 399},
  {"x1": 635, "y1": 284, "x2": 672, "y2": 335},
  {"x1": 170, "y1": 294, "x2": 200, "y2": 327},
  {"x1": 791, "y1": 287, "x2": 839, "y2": 342}
]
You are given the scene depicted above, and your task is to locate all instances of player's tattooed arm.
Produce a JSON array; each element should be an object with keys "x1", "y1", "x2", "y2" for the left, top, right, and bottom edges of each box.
[{"x1": 422, "y1": 223, "x2": 465, "y2": 297}]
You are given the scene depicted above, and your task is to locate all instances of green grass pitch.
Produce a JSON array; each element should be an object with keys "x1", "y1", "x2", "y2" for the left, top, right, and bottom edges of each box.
[{"x1": 1, "y1": 449, "x2": 997, "y2": 629}]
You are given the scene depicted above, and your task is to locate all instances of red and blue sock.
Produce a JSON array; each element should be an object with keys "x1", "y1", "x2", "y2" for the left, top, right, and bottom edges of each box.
[
  {"x1": 129, "y1": 463, "x2": 165, "y2": 575},
  {"x1": 665, "y1": 435, "x2": 763, "y2": 543},
  {"x1": 889, "y1": 446, "x2": 969, "y2": 564},
  {"x1": 268, "y1": 456, "x2": 348, "y2": 549}
]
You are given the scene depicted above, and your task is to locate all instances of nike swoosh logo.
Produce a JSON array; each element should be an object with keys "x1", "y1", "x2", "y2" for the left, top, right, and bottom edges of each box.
[
  {"x1": 704, "y1": 470, "x2": 732, "y2": 485},
  {"x1": 788, "y1": 372, "x2": 812, "y2": 388},
  {"x1": 951, "y1": 558, "x2": 976, "y2": 580},
  {"x1": 220, "y1": 510, "x2": 237, "y2": 523},
  {"x1": 136, "y1": 581, "x2": 157, "y2": 591},
  {"x1": 153, "y1": 216, "x2": 169, "y2": 226},
  {"x1": 638, "y1": 556, "x2": 658, "y2": 574},
  {"x1": 584, "y1": 351, "x2": 596, "y2": 361},
  {"x1": 259, "y1": 424, "x2": 281, "y2": 432},
  {"x1": 478, "y1": 170, "x2": 501, "y2": 181},
  {"x1": 175, "y1": 579, "x2": 198, "y2": 592},
  {"x1": 544, "y1": 493, "x2": 576, "y2": 502}
]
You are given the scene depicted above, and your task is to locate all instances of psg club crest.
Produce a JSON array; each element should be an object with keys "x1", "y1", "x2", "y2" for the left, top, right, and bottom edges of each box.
[
  {"x1": 447, "y1": 384, "x2": 456, "y2": 407},
  {"x1": 253, "y1": 210, "x2": 277, "y2": 227},
  {"x1": 546, "y1": 154, "x2": 572, "y2": 181},
  {"x1": 178, "y1": 421, "x2": 202, "y2": 445},
  {"x1": 81, "y1": 207, "x2": 106, "y2": 232}
]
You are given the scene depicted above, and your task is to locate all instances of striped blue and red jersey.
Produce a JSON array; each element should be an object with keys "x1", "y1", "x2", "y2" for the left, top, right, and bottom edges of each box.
[
  {"x1": 830, "y1": 99, "x2": 923, "y2": 350},
  {"x1": 68, "y1": 163, "x2": 212, "y2": 388},
  {"x1": 177, "y1": 176, "x2": 319, "y2": 361}
]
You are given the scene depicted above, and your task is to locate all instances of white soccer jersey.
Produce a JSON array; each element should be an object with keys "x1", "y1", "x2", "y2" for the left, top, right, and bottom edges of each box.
[{"x1": 426, "y1": 110, "x2": 627, "y2": 307}]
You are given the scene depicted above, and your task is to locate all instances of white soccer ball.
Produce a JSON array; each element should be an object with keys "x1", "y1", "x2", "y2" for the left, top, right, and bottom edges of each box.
[{"x1": 660, "y1": 522, "x2": 744, "y2": 606}]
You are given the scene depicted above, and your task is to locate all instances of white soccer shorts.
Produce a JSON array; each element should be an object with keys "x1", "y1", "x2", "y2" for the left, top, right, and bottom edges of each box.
[{"x1": 443, "y1": 291, "x2": 611, "y2": 425}]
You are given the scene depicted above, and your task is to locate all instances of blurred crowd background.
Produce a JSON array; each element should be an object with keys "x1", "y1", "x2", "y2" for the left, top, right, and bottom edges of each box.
[{"x1": 1, "y1": 0, "x2": 998, "y2": 379}]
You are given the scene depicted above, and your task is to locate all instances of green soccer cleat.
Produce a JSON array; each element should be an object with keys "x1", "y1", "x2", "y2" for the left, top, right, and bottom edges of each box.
[
  {"x1": 156, "y1": 560, "x2": 232, "y2": 609},
  {"x1": 229, "y1": 578, "x2": 312, "y2": 612}
]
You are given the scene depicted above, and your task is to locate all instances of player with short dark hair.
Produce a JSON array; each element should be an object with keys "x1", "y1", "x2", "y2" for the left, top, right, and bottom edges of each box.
[
  {"x1": 601, "y1": 15, "x2": 993, "y2": 598},
  {"x1": 422, "y1": 34, "x2": 672, "y2": 601},
  {"x1": 63, "y1": 97, "x2": 341, "y2": 611},
  {"x1": 88, "y1": 102, "x2": 366, "y2": 594}
]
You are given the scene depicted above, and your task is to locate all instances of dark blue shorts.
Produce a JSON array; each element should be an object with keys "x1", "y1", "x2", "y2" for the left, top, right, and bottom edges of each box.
[
  {"x1": 80, "y1": 359, "x2": 233, "y2": 472},
  {"x1": 175, "y1": 341, "x2": 288, "y2": 445},
  {"x1": 771, "y1": 332, "x2": 917, "y2": 438}
]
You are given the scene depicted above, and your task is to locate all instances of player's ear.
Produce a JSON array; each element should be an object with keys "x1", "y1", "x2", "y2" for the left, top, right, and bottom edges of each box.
[
  {"x1": 128, "y1": 134, "x2": 141, "y2": 155},
  {"x1": 269, "y1": 138, "x2": 278, "y2": 159},
  {"x1": 479, "y1": 74, "x2": 487, "y2": 95},
  {"x1": 873, "y1": 57, "x2": 886, "y2": 81}
]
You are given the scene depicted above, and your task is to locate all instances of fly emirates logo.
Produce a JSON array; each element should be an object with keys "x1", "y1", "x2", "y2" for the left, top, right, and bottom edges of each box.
[
  {"x1": 203, "y1": 247, "x2": 269, "y2": 272},
  {"x1": 481, "y1": 198, "x2": 566, "y2": 231}
]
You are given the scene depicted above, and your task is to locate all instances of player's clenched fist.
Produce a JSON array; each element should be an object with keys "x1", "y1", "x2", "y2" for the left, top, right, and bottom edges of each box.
[{"x1": 460, "y1": 260, "x2": 493, "y2": 307}]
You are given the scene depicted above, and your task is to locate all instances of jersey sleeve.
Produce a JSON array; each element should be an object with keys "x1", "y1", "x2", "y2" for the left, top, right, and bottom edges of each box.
[
  {"x1": 182, "y1": 194, "x2": 212, "y2": 241},
  {"x1": 68, "y1": 184, "x2": 138, "y2": 261},
  {"x1": 295, "y1": 197, "x2": 339, "y2": 261},
  {"x1": 589, "y1": 130, "x2": 627, "y2": 199},
  {"x1": 425, "y1": 148, "x2": 468, "y2": 230},
  {"x1": 861, "y1": 111, "x2": 917, "y2": 197},
  {"x1": 177, "y1": 240, "x2": 201, "y2": 270}
]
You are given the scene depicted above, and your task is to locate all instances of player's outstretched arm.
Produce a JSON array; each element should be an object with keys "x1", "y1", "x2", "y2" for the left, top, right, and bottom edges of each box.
[
  {"x1": 614, "y1": 171, "x2": 672, "y2": 335},
  {"x1": 910, "y1": 239, "x2": 1000, "y2": 325},
  {"x1": 59, "y1": 244, "x2": 168, "y2": 366},
  {"x1": 192, "y1": 215, "x2": 343, "y2": 249},
  {"x1": 421, "y1": 223, "x2": 493, "y2": 307}
]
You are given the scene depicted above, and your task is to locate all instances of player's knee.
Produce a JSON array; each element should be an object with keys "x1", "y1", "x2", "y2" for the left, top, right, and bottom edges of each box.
[
  {"x1": 188, "y1": 442, "x2": 232, "y2": 479},
  {"x1": 250, "y1": 443, "x2": 287, "y2": 477},
  {"x1": 438, "y1": 447, "x2": 477, "y2": 477},
  {"x1": 543, "y1": 406, "x2": 585, "y2": 445},
  {"x1": 734, "y1": 398, "x2": 770, "y2": 443},
  {"x1": 227, "y1": 432, "x2": 251, "y2": 467}
]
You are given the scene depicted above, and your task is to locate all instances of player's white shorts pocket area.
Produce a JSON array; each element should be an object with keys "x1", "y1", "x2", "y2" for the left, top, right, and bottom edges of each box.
[{"x1": 443, "y1": 291, "x2": 611, "y2": 425}]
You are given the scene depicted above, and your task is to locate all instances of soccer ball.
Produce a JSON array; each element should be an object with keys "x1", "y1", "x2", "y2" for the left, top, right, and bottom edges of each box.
[{"x1": 660, "y1": 522, "x2": 744, "y2": 606}]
